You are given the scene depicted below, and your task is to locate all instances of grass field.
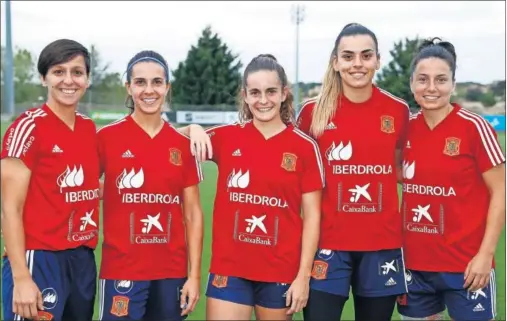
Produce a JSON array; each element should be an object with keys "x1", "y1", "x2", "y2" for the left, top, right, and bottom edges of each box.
[{"x1": 0, "y1": 121, "x2": 505, "y2": 320}]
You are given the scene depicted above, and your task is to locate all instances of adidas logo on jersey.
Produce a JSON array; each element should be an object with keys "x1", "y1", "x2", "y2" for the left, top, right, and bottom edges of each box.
[
  {"x1": 232, "y1": 149, "x2": 242, "y2": 156},
  {"x1": 122, "y1": 150, "x2": 135, "y2": 158},
  {"x1": 406, "y1": 140, "x2": 411, "y2": 148},
  {"x1": 473, "y1": 303, "x2": 485, "y2": 312},
  {"x1": 325, "y1": 122, "x2": 337, "y2": 130},
  {"x1": 52, "y1": 145, "x2": 63, "y2": 153},
  {"x1": 385, "y1": 277, "x2": 397, "y2": 287}
]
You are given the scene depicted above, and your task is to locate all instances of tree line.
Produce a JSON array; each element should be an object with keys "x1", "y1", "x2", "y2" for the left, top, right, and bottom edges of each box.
[{"x1": 1, "y1": 27, "x2": 504, "y2": 113}]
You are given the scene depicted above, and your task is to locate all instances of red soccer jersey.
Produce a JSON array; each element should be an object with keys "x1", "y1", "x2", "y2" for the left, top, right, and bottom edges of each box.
[
  {"x1": 97, "y1": 115, "x2": 203, "y2": 280},
  {"x1": 1, "y1": 104, "x2": 100, "y2": 251},
  {"x1": 205, "y1": 121, "x2": 324, "y2": 283},
  {"x1": 297, "y1": 86, "x2": 410, "y2": 251},
  {"x1": 401, "y1": 104, "x2": 505, "y2": 272}
]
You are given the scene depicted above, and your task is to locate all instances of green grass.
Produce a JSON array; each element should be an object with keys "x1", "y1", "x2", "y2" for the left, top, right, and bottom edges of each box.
[{"x1": 0, "y1": 121, "x2": 505, "y2": 320}]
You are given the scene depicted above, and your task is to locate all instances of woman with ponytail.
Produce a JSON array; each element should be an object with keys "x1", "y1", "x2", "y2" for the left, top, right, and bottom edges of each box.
[
  {"x1": 184, "y1": 54, "x2": 324, "y2": 320},
  {"x1": 297, "y1": 23, "x2": 410, "y2": 321},
  {"x1": 397, "y1": 38, "x2": 504, "y2": 321}
]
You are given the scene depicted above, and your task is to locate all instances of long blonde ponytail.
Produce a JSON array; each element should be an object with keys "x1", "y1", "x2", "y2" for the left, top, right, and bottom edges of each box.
[{"x1": 310, "y1": 54, "x2": 341, "y2": 138}]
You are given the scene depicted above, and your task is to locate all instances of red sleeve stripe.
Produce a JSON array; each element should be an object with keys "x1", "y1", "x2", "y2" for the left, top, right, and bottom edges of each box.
[
  {"x1": 172, "y1": 126, "x2": 191, "y2": 139},
  {"x1": 76, "y1": 112, "x2": 91, "y2": 120},
  {"x1": 457, "y1": 109, "x2": 505, "y2": 166},
  {"x1": 296, "y1": 98, "x2": 317, "y2": 124},
  {"x1": 377, "y1": 88, "x2": 410, "y2": 112},
  {"x1": 9, "y1": 109, "x2": 46, "y2": 158},
  {"x1": 294, "y1": 128, "x2": 325, "y2": 187},
  {"x1": 96, "y1": 117, "x2": 127, "y2": 133},
  {"x1": 409, "y1": 111, "x2": 421, "y2": 120},
  {"x1": 194, "y1": 155, "x2": 204, "y2": 182},
  {"x1": 204, "y1": 122, "x2": 241, "y2": 134}
]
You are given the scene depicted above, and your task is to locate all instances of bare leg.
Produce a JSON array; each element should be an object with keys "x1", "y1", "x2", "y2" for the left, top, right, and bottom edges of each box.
[
  {"x1": 254, "y1": 305, "x2": 292, "y2": 321},
  {"x1": 206, "y1": 297, "x2": 253, "y2": 321}
]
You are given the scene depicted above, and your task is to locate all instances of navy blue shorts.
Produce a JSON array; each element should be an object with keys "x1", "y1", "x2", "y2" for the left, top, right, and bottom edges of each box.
[
  {"x1": 397, "y1": 269, "x2": 497, "y2": 321},
  {"x1": 98, "y1": 278, "x2": 187, "y2": 321},
  {"x1": 2, "y1": 246, "x2": 96, "y2": 321},
  {"x1": 309, "y1": 248, "x2": 407, "y2": 297},
  {"x1": 205, "y1": 273, "x2": 290, "y2": 309}
]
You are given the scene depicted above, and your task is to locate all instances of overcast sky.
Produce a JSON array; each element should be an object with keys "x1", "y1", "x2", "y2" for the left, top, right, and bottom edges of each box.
[{"x1": 1, "y1": 1, "x2": 505, "y2": 84}]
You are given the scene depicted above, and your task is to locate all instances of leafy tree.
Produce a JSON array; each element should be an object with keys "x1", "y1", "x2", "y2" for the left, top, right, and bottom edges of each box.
[
  {"x1": 465, "y1": 88, "x2": 483, "y2": 102},
  {"x1": 83, "y1": 45, "x2": 124, "y2": 105},
  {"x1": 12, "y1": 47, "x2": 40, "y2": 103},
  {"x1": 171, "y1": 26, "x2": 242, "y2": 108},
  {"x1": 479, "y1": 91, "x2": 497, "y2": 107},
  {"x1": 375, "y1": 37, "x2": 421, "y2": 110},
  {"x1": 490, "y1": 80, "x2": 505, "y2": 98},
  {"x1": 89, "y1": 44, "x2": 111, "y2": 86}
]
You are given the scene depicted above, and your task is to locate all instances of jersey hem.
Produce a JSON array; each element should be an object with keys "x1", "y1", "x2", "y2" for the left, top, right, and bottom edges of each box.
[
  {"x1": 209, "y1": 267, "x2": 296, "y2": 284},
  {"x1": 99, "y1": 271, "x2": 188, "y2": 281},
  {"x1": 23, "y1": 243, "x2": 97, "y2": 252},
  {"x1": 318, "y1": 242, "x2": 402, "y2": 252}
]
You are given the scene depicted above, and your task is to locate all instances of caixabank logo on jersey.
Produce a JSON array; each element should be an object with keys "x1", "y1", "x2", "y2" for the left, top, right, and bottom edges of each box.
[
  {"x1": 403, "y1": 203, "x2": 444, "y2": 235},
  {"x1": 401, "y1": 160, "x2": 455, "y2": 235},
  {"x1": 227, "y1": 168, "x2": 288, "y2": 208},
  {"x1": 233, "y1": 211, "x2": 279, "y2": 247},
  {"x1": 337, "y1": 182, "x2": 383, "y2": 213},
  {"x1": 67, "y1": 208, "x2": 98, "y2": 242},
  {"x1": 57, "y1": 165, "x2": 100, "y2": 203},
  {"x1": 130, "y1": 212, "x2": 171, "y2": 244},
  {"x1": 116, "y1": 168, "x2": 180, "y2": 204}
]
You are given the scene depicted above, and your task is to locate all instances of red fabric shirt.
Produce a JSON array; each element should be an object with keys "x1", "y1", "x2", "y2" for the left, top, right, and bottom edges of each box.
[
  {"x1": 205, "y1": 121, "x2": 324, "y2": 283},
  {"x1": 402, "y1": 104, "x2": 505, "y2": 272},
  {"x1": 297, "y1": 86, "x2": 410, "y2": 251},
  {"x1": 98, "y1": 116, "x2": 203, "y2": 280},
  {"x1": 1, "y1": 104, "x2": 100, "y2": 251}
]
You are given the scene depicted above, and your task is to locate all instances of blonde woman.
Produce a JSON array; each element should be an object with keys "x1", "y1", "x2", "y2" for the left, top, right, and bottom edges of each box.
[{"x1": 297, "y1": 23, "x2": 410, "y2": 321}]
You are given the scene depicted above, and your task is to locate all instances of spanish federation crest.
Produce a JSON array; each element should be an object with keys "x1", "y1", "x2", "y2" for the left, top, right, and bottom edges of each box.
[
  {"x1": 212, "y1": 275, "x2": 228, "y2": 288},
  {"x1": 169, "y1": 148, "x2": 182, "y2": 166},
  {"x1": 311, "y1": 260, "x2": 328, "y2": 280},
  {"x1": 281, "y1": 153, "x2": 297, "y2": 172},
  {"x1": 37, "y1": 311, "x2": 54, "y2": 320},
  {"x1": 380, "y1": 115, "x2": 395, "y2": 134},
  {"x1": 110, "y1": 295, "x2": 129, "y2": 317},
  {"x1": 443, "y1": 137, "x2": 461, "y2": 156}
]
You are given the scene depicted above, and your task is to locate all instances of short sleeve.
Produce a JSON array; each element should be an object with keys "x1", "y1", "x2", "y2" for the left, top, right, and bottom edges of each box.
[
  {"x1": 298, "y1": 133, "x2": 325, "y2": 193},
  {"x1": 296, "y1": 101, "x2": 314, "y2": 136},
  {"x1": 396, "y1": 105, "x2": 410, "y2": 150},
  {"x1": 182, "y1": 146, "x2": 203, "y2": 188},
  {"x1": 204, "y1": 124, "x2": 229, "y2": 164},
  {"x1": 470, "y1": 117, "x2": 505, "y2": 173},
  {"x1": 1, "y1": 112, "x2": 41, "y2": 170}
]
